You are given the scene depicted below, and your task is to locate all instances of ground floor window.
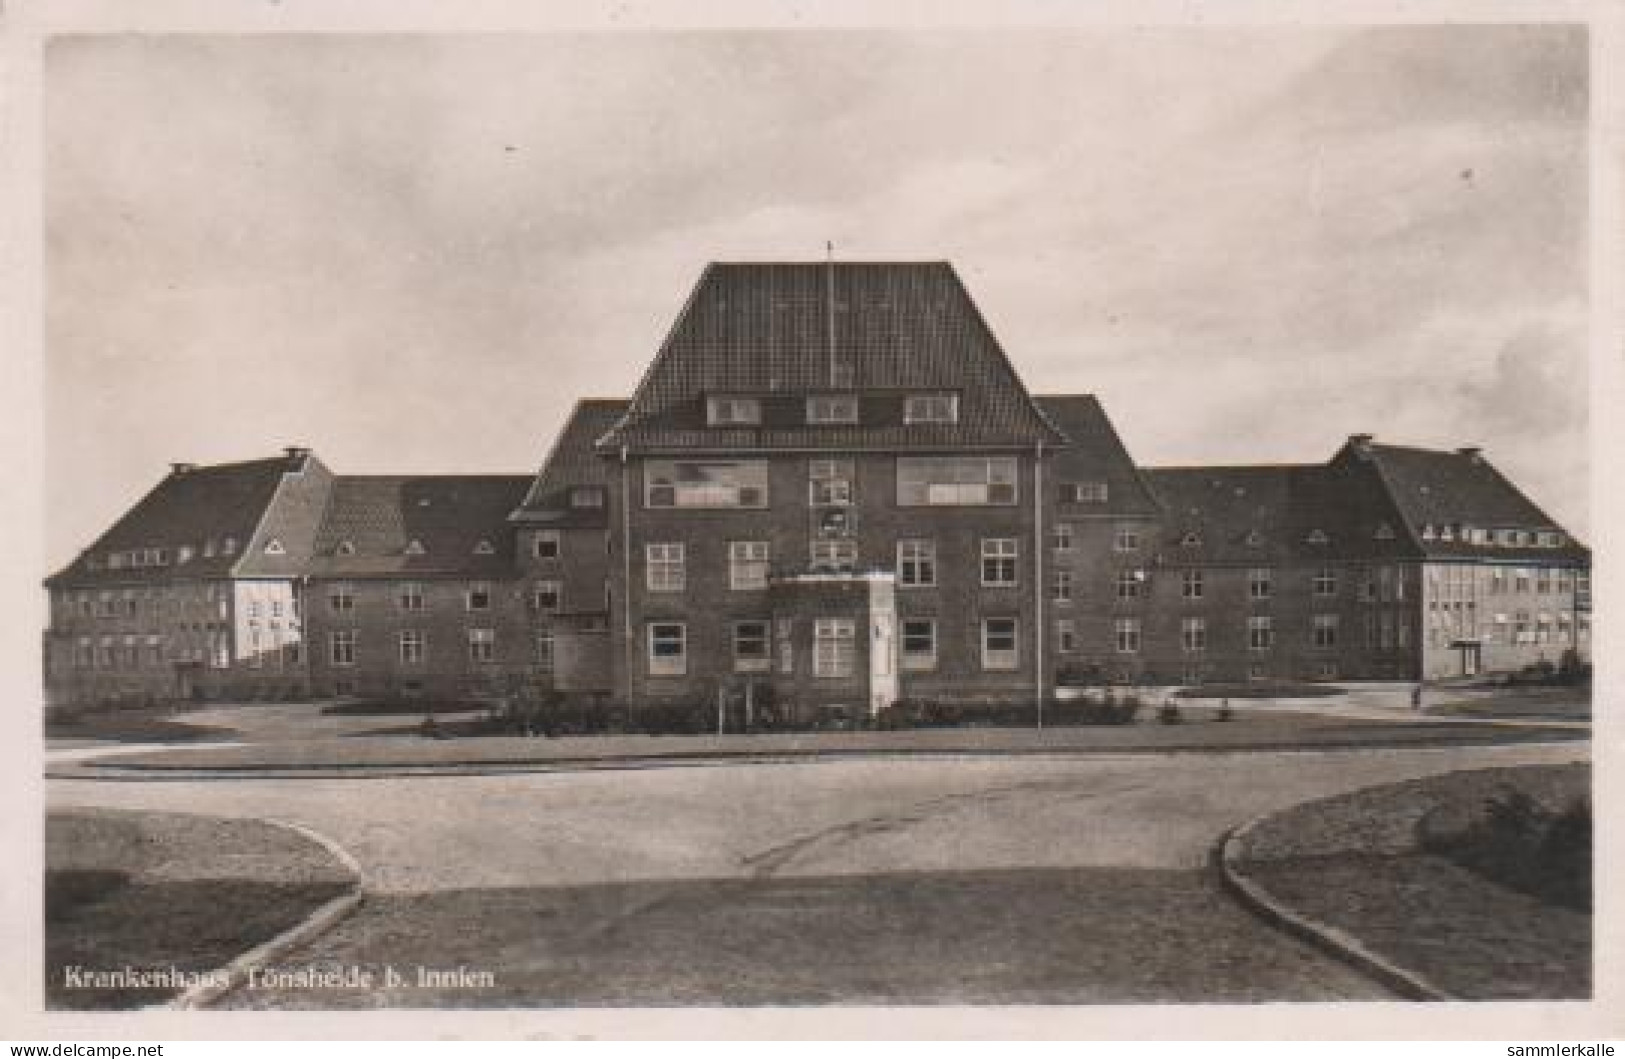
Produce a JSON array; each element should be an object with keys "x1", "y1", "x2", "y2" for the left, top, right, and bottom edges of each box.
[
  {"x1": 330, "y1": 630, "x2": 356, "y2": 667},
  {"x1": 648, "y1": 622, "x2": 686, "y2": 676},
  {"x1": 1055, "y1": 618, "x2": 1076, "y2": 655},
  {"x1": 1114, "y1": 617, "x2": 1140, "y2": 654},
  {"x1": 1181, "y1": 616, "x2": 1206, "y2": 653},
  {"x1": 1313, "y1": 614, "x2": 1338, "y2": 649},
  {"x1": 733, "y1": 621, "x2": 771, "y2": 673},
  {"x1": 814, "y1": 618, "x2": 857, "y2": 678},
  {"x1": 1248, "y1": 616, "x2": 1273, "y2": 651},
  {"x1": 902, "y1": 618, "x2": 937, "y2": 670},
  {"x1": 982, "y1": 617, "x2": 1019, "y2": 670},
  {"x1": 468, "y1": 627, "x2": 495, "y2": 664},
  {"x1": 399, "y1": 630, "x2": 425, "y2": 665},
  {"x1": 536, "y1": 631, "x2": 555, "y2": 672}
]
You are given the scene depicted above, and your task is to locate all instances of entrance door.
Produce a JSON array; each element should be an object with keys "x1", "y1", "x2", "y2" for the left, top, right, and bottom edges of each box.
[
  {"x1": 867, "y1": 575, "x2": 899, "y2": 716},
  {"x1": 1460, "y1": 643, "x2": 1480, "y2": 677}
]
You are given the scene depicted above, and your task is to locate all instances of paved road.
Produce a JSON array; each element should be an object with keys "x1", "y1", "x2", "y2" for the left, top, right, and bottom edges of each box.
[{"x1": 47, "y1": 740, "x2": 1587, "y2": 1005}]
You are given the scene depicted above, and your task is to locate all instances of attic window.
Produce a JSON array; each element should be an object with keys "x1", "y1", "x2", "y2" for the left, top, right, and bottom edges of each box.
[
  {"x1": 1306, "y1": 529, "x2": 1329, "y2": 545},
  {"x1": 1439, "y1": 524, "x2": 1455, "y2": 542},
  {"x1": 264, "y1": 539, "x2": 286, "y2": 556},
  {"x1": 473, "y1": 539, "x2": 495, "y2": 556},
  {"x1": 336, "y1": 541, "x2": 356, "y2": 557},
  {"x1": 1245, "y1": 530, "x2": 1265, "y2": 547},
  {"x1": 570, "y1": 487, "x2": 605, "y2": 508},
  {"x1": 1421, "y1": 524, "x2": 1436, "y2": 541},
  {"x1": 222, "y1": 537, "x2": 238, "y2": 556},
  {"x1": 707, "y1": 396, "x2": 761, "y2": 427},
  {"x1": 807, "y1": 393, "x2": 859, "y2": 425},
  {"x1": 904, "y1": 392, "x2": 958, "y2": 425},
  {"x1": 177, "y1": 545, "x2": 195, "y2": 564},
  {"x1": 1180, "y1": 531, "x2": 1202, "y2": 548},
  {"x1": 1374, "y1": 522, "x2": 1396, "y2": 541},
  {"x1": 1070, "y1": 482, "x2": 1109, "y2": 504},
  {"x1": 404, "y1": 540, "x2": 426, "y2": 556}
]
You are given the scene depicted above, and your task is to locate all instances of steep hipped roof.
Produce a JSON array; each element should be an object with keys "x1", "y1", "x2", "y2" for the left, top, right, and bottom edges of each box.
[
  {"x1": 307, "y1": 475, "x2": 533, "y2": 579},
  {"x1": 1350, "y1": 440, "x2": 1589, "y2": 561},
  {"x1": 46, "y1": 452, "x2": 321, "y2": 587},
  {"x1": 1035, "y1": 394, "x2": 1160, "y2": 518},
  {"x1": 599, "y1": 261, "x2": 1063, "y2": 452},
  {"x1": 510, "y1": 399, "x2": 627, "y2": 524}
]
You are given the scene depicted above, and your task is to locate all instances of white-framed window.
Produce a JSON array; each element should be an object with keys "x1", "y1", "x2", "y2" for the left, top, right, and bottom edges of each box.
[
  {"x1": 1114, "y1": 527, "x2": 1140, "y2": 552},
  {"x1": 814, "y1": 618, "x2": 857, "y2": 678},
  {"x1": 1113, "y1": 617, "x2": 1141, "y2": 654},
  {"x1": 981, "y1": 538, "x2": 1019, "y2": 587},
  {"x1": 404, "y1": 540, "x2": 427, "y2": 557},
  {"x1": 806, "y1": 393, "x2": 859, "y2": 424},
  {"x1": 1313, "y1": 614, "x2": 1339, "y2": 649},
  {"x1": 1051, "y1": 522, "x2": 1074, "y2": 552},
  {"x1": 1056, "y1": 618, "x2": 1076, "y2": 654},
  {"x1": 399, "y1": 630, "x2": 425, "y2": 665},
  {"x1": 1051, "y1": 570, "x2": 1072, "y2": 603},
  {"x1": 1535, "y1": 568, "x2": 1553, "y2": 594},
  {"x1": 1306, "y1": 528, "x2": 1330, "y2": 545},
  {"x1": 1515, "y1": 568, "x2": 1531, "y2": 593},
  {"x1": 645, "y1": 459, "x2": 768, "y2": 508},
  {"x1": 646, "y1": 543, "x2": 685, "y2": 592},
  {"x1": 399, "y1": 582, "x2": 425, "y2": 611},
  {"x1": 536, "y1": 631, "x2": 555, "y2": 672},
  {"x1": 472, "y1": 539, "x2": 496, "y2": 556},
  {"x1": 1070, "y1": 482, "x2": 1109, "y2": 503},
  {"x1": 648, "y1": 622, "x2": 687, "y2": 675},
  {"x1": 733, "y1": 620, "x2": 772, "y2": 673},
  {"x1": 1117, "y1": 568, "x2": 1145, "y2": 600},
  {"x1": 466, "y1": 582, "x2": 492, "y2": 611},
  {"x1": 1181, "y1": 569, "x2": 1204, "y2": 600},
  {"x1": 898, "y1": 539, "x2": 937, "y2": 587},
  {"x1": 468, "y1": 627, "x2": 496, "y2": 664},
  {"x1": 1248, "y1": 616, "x2": 1274, "y2": 651},
  {"x1": 897, "y1": 456, "x2": 1017, "y2": 506},
  {"x1": 904, "y1": 392, "x2": 958, "y2": 424},
  {"x1": 534, "y1": 531, "x2": 561, "y2": 560},
  {"x1": 1313, "y1": 567, "x2": 1337, "y2": 596},
  {"x1": 330, "y1": 630, "x2": 356, "y2": 666},
  {"x1": 570, "y1": 487, "x2": 605, "y2": 509},
  {"x1": 902, "y1": 618, "x2": 937, "y2": 670},
  {"x1": 1181, "y1": 617, "x2": 1207, "y2": 653},
  {"x1": 328, "y1": 583, "x2": 354, "y2": 612},
  {"x1": 706, "y1": 395, "x2": 761, "y2": 426},
  {"x1": 1248, "y1": 568, "x2": 1273, "y2": 600},
  {"x1": 982, "y1": 617, "x2": 1020, "y2": 670},
  {"x1": 729, "y1": 541, "x2": 771, "y2": 591},
  {"x1": 532, "y1": 581, "x2": 561, "y2": 613},
  {"x1": 811, "y1": 538, "x2": 858, "y2": 572},
  {"x1": 809, "y1": 459, "x2": 854, "y2": 506}
]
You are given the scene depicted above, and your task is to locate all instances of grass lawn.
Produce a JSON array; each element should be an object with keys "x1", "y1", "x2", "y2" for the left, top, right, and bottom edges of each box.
[
  {"x1": 46, "y1": 704, "x2": 235, "y2": 745},
  {"x1": 1427, "y1": 688, "x2": 1590, "y2": 722},
  {"x1": 1231, "y1": 763, "x2": 1590, "y2": 999},
  {"x1": 80, "y1": 712, "x2": 1586, "y2": 774},
  {"x1": 46, "y1": 808, "x2": 353, "y2": 1010},
  {"x1": 1174, "y1": 682, "x2": 1346, "y2": 700}
]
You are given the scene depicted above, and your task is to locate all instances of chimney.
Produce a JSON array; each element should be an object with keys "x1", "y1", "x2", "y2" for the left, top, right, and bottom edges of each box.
[
  {"x1": 284, "y1": 446, "x2": 311, "y2": 459},
  {"x1": 170, "y1": 462, "x2": 197, "y2": 475},
  {"x1": 1457, "y1": 446, "x2": 1483, "y2": 462},
  {"x1": 1347, "y1": 433, "x2": 1374, "y2": 459}
]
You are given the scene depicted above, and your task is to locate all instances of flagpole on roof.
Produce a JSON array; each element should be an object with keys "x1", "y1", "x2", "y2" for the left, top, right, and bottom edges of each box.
[{"x1": 826, "y1": 240, "x2": 835, "y2": 388}]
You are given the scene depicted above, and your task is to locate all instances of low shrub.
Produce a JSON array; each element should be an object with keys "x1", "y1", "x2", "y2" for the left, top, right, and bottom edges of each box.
[{"x1": 1421, "y1": 787, "x2": 1591, "y2": 912}]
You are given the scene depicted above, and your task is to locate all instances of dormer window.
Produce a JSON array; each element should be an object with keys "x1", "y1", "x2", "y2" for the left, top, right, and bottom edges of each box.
[
  {"x1": 1245, "y1": 530, "x2": 1265, "y2": 547},
  {"x1": 404, "y1": 540, "x2": 426, "y2": 556},
  {"x1": 473, "y1": 539, "x2": 495, "y2": 556},
  {"x1": 1306, "y1": 529, "x2": 1329, "y2": 545},
  {"x1": 1180, "y1": 531, "x2": 1202, "y2": 548},
  {"x1": 336, "y1": 541, "x2": 356, "y2": 557},
  {"x1": 222, "y1": 537, "x2": 238, "y2": 556},
  {"x1": 1375, "y1": 522, "x2": 1396, "y2": 541},
  {"x1": 1421, "y1": 524, "x2": 1436, "y2": 541},
  {"x1": 264, "y1": 539, "x2": 286, "y2": 556},
  {"x1": 806, "y1": 393, "x2": 859, "y2": 425},
  {"x1": 904, "y1": 392, "x2": 958, "y2": 425},
  {"x1": 1070, "y1": 482, "x2": 1109, "y2": 504},
  {"x1": 707, "y1": 395, "x2": 761, "y2": 426},
  {"x1": 1439, "y1": 524, "x2": 1455, "y2": 542}
]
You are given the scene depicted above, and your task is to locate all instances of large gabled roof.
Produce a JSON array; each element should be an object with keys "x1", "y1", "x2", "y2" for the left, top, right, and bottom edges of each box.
[
  {"x1": 510, "y1": 399, "x2": 627, "y2": 525},
  {"x1": 1350, "y1": 440, "x2": 1589, "y2": 561},
  {"x1": 46, "y1": 452, "x2": 319, "y2": 587},
  {"x1": 1035, "y1": 394, "x2": 1160, "y2": 518},
  {"x1": 307, "y1": 475, "x2": 533, "y2": 579},
  {"x1": 599, "y1": 261, "x2": 1063, "y2": 452}
]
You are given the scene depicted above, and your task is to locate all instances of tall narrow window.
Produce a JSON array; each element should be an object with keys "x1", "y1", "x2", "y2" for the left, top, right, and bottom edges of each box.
[
  {"x1": 1181, "y1": 570, "x2": 1204, "y2": 600},
  {"x1": 1181, "y1": 617, "x2": 1207, "y2": 653},
  {"x1": 981, "y1": 539, "x2": 1018, "y2": 587},
  {"x1": 1313, "y1": 614, "x2": 1339, "y2": 649},
  {"x1": 898, "y1": 539, "x2": 937, "y2": 587},
  {"x1": 330, "y1": 630, "x2": 356, "y2": 666},
  {"x1": 902, "y1": 619, "x2": 937, "y2": 670},
  {"x1": 648, "y1": 622, "x2": 687, "y2": 676},
  {"x1": 647, "y1": 543, "x2": 686, "y2": 592},
  {"x1": 1249, "y1": 568, "x2": 1273, "y2": 600},
  {"x1": 399, "y1": 630, "x2": 425, "y2": 665},
  {"x1": 1051, "y1": 522, "x2": 1074, "y2": 552},
  {"x1": 468, "y1": 628, "x2": 496, "y2": 663},
  {"x1": 729, "y1": 542, "x2": 770, "y2": 591},
  {"x1": 536, "y1": 631, "x2": 555, "y2": 672},
  {"x1": 329, "y1": 583, "x2": 354, "y2": 612},
  {"x1": 1114, "y1": 618, "x2": 1141, "y2": 654},
  {"x1": 733, "y1": 621, "x2": 771, "y2": 673},
  {"x1": 1248, "y1": 616, "x2": 1273, "y2": 651},
  {"x1": 399, "y1": 582, "x2": 425, "y2": 611},
  {"x1": 1051, "y1": 570, "x2": 1073, "y2": 604},
  {"x1": 982, "y1": 617, "x2": 1020, "y2": 670},
  {"x1": 1313, "y1": 567, "x2": 1337, "y2": 597}
]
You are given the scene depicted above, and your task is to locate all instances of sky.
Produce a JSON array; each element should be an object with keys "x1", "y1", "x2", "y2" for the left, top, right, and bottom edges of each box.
[{"x1": 44, "y1": 26, "x2": 1590, "y2": 570}]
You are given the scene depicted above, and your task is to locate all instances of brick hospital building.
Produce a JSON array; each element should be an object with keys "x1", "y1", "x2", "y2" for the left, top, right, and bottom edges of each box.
[{"x1": 43, "y1": 262, "x2": 1591, "y2": 714}]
